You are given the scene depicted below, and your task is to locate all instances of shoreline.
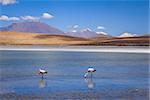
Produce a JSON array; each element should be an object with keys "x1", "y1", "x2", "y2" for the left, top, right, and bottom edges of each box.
[
  {"x1": 0, "y1": 88, "x2": 148, "y2": 100},
  {"x1": 0, "y1": 46, "x2": 149, "y2": 53}
]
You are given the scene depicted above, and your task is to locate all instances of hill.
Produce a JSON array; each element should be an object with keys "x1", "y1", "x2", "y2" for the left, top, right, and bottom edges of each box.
[
  {"x1": 0, "y1": 22, "x2": 64, "y2": 35},
  {"x1": 93, "y1": 36, "x2": 150, "y2": 46},
  {"x1": 0, "y1": 32, "x2": 92, "y2": 45}
]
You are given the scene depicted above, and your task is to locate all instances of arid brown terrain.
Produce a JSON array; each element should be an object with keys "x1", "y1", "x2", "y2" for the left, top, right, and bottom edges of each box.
[
  {"x1": 0, "y1": 32, "x2": 92, "y2": 45},
  {"x1": 92, "y1": 36, "x2": 150, "y2": 46},
  {"x1": 0, "y1": 32, "x2": 149, "y2": 46}
]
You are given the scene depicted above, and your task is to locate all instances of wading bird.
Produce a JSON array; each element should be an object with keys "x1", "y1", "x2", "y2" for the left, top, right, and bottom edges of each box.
[
  {"x1": 84, "y1": 67, "x2": 96, "y2": 78},
  {"x1": 38, "y1": 69, "x2": 48, "y2": 79}
]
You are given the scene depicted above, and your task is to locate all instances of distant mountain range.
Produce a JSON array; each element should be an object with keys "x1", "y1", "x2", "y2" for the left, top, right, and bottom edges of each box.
[
  {"x1": 0, "y1": 22, "x2": 110, "y2": 38},
  {"x1": 0, "y1": 22, "x2": 148, "y2": 39},
  {"x1": 66, "y1": 28, "x2": 110, "y2": 38},
  {"x1": 0, "y1": 22, "x2": 149, "y2": 46}
]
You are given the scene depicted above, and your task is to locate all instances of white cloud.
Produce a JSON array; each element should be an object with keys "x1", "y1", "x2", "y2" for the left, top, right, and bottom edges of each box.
[
  {"x1": 21, "y1": 16, "x2": 39, "y2": 21},
  {"x1": 42, "y1": 13, "x2": 53, "y2": 19},
  {"x1": 0, "y1": 12, "x2": 54, "y2": 22},
  {"x1": 97, "y1": 26, "x2": 105, "y2": 30},
  {"x1": 0, "y1": 15, "x2": 9, "y2": 20},
  {"x1": 0, "y1": 15, "x2": 20, "y2": 21},
  {"x1": 73, "y1": 25, "x2": 79, "y2": 28},
  {"x1": 0, "y1": 0, "x2": 17, "y2": 5},
  {"x1": 119, "y1": 32, "x2": 137, "y2": 37}
]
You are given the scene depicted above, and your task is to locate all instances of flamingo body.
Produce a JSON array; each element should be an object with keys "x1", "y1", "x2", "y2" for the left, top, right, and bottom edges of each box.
[
  {"x1": 87, "y1": 67, "x2": 96, "y2": 72},
  {"x1": 38, "y1": 69, "x2": 48, "y2": 79},
  {"x1": 39, "y1": 69, "x2": 48, "y2": 74}
]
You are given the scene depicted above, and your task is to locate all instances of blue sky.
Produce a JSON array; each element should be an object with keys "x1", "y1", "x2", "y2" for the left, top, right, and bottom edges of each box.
[{"x1": 0, "y1": 0, "x2": 149, "y2": 36}]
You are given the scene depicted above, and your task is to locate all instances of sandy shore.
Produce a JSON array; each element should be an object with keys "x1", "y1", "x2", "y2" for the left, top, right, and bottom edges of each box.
[
  {"x1": 0, "y1": 88, "x2": 148, "y2": 100},
  {"x1": 0, "y1": 46, "x2": 149, "y2": 53}
]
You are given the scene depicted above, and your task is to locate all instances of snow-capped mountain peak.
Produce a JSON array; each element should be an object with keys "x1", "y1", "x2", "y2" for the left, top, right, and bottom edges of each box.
[
  {"x1": 96, "y1": 31, "x2": 108, "y2": 35},
  {"x1": 81, "y1": 28, "x2": 92, "y2": 32},
  {"x1": 71, "y1": 29, "x2": 78, "y2": 33},
  {"x1": 119, "y1": 32, "x2": 137, "y2": 37}
]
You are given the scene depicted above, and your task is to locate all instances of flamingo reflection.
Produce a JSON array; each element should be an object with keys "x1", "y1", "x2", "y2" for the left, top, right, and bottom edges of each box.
[
  {"x1": 84, "y1": 77, "x2": 95, "y2": 89},
  {"x1": 39, "y1": 78, "x2": 47, "y2": 88}
]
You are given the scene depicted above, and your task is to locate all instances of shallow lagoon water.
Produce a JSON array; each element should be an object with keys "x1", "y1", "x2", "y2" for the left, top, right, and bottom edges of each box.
[{"x1": 0, "y1": 51, "x2": 149, "y2": 99}]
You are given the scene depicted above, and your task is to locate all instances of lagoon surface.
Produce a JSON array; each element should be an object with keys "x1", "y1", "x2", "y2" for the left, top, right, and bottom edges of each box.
[{"x1": 0, "y1": 51, "x2": 149, "y2": 99}]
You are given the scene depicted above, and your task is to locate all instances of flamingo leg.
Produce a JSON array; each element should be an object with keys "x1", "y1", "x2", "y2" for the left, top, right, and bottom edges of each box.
[
  {"x1": 90, "y1": 72, "x2": 93, "y2": 79},
  {"x1": 42, "y1": 74, "x2": 44, "y2": 79}
]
